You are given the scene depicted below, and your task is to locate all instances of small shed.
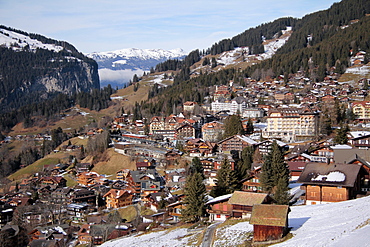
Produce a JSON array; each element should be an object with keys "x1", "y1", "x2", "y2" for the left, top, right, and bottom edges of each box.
[{"x1": 249, "y1": 204, "x2": 290, "y2": 242}]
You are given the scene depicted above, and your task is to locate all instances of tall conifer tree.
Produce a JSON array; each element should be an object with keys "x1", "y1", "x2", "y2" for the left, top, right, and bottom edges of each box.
[
  {"x1": 181, "y1": 172, "x2": 207, "y2": 222},
  {"x1": 211, "y1": 158, "x2": 240, "y2": 197}
]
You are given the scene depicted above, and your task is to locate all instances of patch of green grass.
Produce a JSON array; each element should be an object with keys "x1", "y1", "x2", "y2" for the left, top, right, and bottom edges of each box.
[
  {"x1": 117, "y1": 205, "x2": 138, "y2": 222},
  {"x1": 140, "y1": 206, "x2": 156, "y2": 216},
  {"x1": 64, "y1": 174, "x2": 78, "y2": 187},
  {"x1": 8, "y1": 157, "x2": 60, "y2": 181}
]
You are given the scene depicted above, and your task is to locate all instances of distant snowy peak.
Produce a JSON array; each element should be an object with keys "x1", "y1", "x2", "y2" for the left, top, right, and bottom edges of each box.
[
  {"x1": 87, "y1": 48, "x2": 187, "y2": 61},
  {"x1": 0, "y1": 28, "x2": 64, "y2": 52}
]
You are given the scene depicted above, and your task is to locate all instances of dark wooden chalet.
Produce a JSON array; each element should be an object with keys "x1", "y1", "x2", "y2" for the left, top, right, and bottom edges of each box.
[
  {"x1": 218, "y1": 135, "x2": 257, "y2": 154},
  {"x1": 298, "y1": 162, "x2": 362, "y2": 205},
  {"x1": 241, "y1": 169, "x2": 263, "y2": 193},
  {"x1": 250, "y1": 204, "x2": 290, "y2": 242}
]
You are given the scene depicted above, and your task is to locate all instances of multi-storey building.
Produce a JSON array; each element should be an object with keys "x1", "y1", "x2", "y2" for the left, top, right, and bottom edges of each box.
[
  {"x1": 218, "y1": 135, "x2": 257, "y2": 153},
  {"x1": 352, "y1": 101, "x2": 370, "y2": 120},
  {"x1": 149, "y1": 114, "x2": 197, "y2": 140},
  {"x1": 262, "y1": 107, "x2": 319, "y2": 143},
  {"x1": 201, "y1": 121, "x2": 224, "y2": 142},
  {"x1": 211, "y1": 96, "x2": 247, "y2": 115}
]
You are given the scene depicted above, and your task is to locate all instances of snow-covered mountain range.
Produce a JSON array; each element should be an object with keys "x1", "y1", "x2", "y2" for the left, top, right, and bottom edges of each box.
[{"x1": 86, "y1": 48, "x2": 187, "y2": 88}]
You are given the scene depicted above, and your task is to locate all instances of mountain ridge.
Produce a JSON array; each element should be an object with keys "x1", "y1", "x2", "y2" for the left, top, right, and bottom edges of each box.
[
  {"x1": 87, "y1": 48, "x2": 186, "y2": 88},
  {"x1": 0, "y1": 26, "x2": 100, "y2": 113}
]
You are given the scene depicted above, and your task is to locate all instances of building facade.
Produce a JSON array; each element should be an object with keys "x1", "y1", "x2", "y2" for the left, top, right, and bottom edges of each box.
[{"x1": 263, "y1": 107, "x2": 319, "y2": 143}]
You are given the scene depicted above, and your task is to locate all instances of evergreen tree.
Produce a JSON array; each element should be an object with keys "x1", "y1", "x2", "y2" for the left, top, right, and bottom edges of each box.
[
  {"x1": 210, "y1": 158, "x2": 240, "y2": 197},
  {"x1": 260, "y1": 153, "x2": 274, "y2": 192},
  {"x1": 188, "y1": 157, "x2": 204, "y2": 178},
  {"x1": 245, "y1": 118, "x2": 254, "y2": 134},
  {"x1": 223, "y1": 115, "x2": 245, "y2": 139},
  {"x1": 236, "y1": 146, "x2": 254, "y2": 181},
  {"x1": 271, "y1": 141, "x2": 287, "y2": 186},
  {"x1": 181, "y1": 172, "x2": 207, "y2": 222},
  {"x1": 334, "y1": 124, "x2": 349, "y2": 144},
  {"x1": 260, "y1": 141, "x2": 290, "y2": 203},
  {"x1": 274, "y1": 177, "x2": 290, "y2": 205},
  {"x1": 211, "y1": 57, "x2": 217, "y2": 68}
]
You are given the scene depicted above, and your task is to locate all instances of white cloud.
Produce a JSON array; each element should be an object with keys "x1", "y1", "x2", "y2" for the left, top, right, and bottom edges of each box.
[{"x1": 98, "y1": 68, "x2": 146, "y2": 84}]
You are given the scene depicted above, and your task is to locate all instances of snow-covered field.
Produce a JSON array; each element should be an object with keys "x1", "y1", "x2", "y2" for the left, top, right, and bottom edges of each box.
[
  {"x1": 101, "y1": 227, "x2": 199, "y2": 247},
  {"x1": 102, "y1": 195, "x2": 370, "y2": 247},
  {"x1": 213, "y1": 221, "x2": 253, "y2": 247}
]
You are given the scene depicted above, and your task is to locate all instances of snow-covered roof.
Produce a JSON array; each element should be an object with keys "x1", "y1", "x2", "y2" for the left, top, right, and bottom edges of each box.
[
  {"x1": 236, "y1": 135, "x2": 258, "y2": 145},
  {"x1": 312, "y1": 171, "x2": 346, "y2": 182},
  {"x1": 206, "y1": 193, "x2": 232, "y2": 205},
  {"x1": 330, "y1": 144, "x2": 352, "y2": 150},
  {"x1": 349, "y1": 131, "x2": 370, "y2": 139}
]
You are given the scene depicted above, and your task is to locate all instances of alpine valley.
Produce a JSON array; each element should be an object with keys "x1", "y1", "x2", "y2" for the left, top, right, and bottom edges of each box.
[
  {"x1": 1, "y1": 0, "x2": 370, "y2": 246},
  {"x1": 87, "y1": 48, "x2": 186, "y2": 88}
]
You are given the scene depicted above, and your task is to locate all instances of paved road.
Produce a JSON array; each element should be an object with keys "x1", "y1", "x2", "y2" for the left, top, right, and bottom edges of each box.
[{"x1": 201, "y1": 222, "x2": 222, "y2": 247}]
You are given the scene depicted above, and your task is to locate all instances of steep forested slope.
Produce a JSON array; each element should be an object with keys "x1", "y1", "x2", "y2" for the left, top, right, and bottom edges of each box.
[
  {"x1": 142, "y1": 0, "x2": 370, "y2": 116},
  {"x1": 0, "y1": 26, "x2": 100, "y2": 113}
]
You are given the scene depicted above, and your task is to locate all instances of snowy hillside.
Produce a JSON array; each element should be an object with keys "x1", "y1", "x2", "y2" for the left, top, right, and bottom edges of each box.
[
  {"x1": 0, "y1": 28, "x2": 64, "y2": 52},
  {"x1": 215, "y1": 27, "x2": 292, "y2": 68},
  {"x1": 87, "y1": 48, "x2": 186, "y2": 88},
  {"x1": 102, "y1": 195, "x2": 370, "y2": 247}
]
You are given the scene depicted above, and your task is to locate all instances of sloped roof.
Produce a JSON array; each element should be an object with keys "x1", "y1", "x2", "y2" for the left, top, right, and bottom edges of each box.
[
  {"x1": 228, "y1": 191, "x2": 268, "y2": 206},
  {"x1": 297, "y1": 162, "x2": 361, "y2": 187},
  {"x1": 103, "y1": 189, "x2": 131, "y2": 199},
  {"x1": 249, "y1": 204, "x2": 289, "y2": 227},
  {"x1": 206, "y1": 193, "x2": 233, "y2": 205}
]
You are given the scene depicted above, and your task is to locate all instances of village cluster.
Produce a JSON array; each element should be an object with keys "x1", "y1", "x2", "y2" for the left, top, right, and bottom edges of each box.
[{"x1": 2, "y1": 67, "x2": 370, "y2": 246}]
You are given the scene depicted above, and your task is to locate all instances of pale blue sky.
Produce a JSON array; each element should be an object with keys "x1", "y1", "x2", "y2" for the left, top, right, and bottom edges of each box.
[{"x1": 0, "y1": 0, "x2": 338, "y2": 53}]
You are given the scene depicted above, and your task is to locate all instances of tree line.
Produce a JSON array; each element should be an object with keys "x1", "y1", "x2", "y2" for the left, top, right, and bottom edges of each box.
[{"x1": 0, "y1": 85, "x2": 115, "y2": 133}]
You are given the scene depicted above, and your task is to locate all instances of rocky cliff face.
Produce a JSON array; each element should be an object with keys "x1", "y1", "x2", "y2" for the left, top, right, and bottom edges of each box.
[
  {"x1": 0, "y1": 26, "x2": 100, "y2": 112},
  {"x1": 35, "y1": 60, "x2": 100, "y2": 95}
]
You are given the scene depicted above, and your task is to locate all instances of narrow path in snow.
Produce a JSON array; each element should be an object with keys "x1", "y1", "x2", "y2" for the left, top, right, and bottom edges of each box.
[{"x1": 201, "y1": 222, "x2": 222, "y2": 247}]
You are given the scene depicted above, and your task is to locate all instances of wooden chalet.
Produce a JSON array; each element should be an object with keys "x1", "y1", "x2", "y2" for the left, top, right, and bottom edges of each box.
[
  {"x1": 77, "y1": 172, "x2": 107, "y2": 187},
  {"x1": 116, "y1": 169, "x2": 132, "y2": 181},
  {"x1": 72, "y1": 189, "x2": 96, "y2": 206},
  {"x1": 298, "y1": 162, "x2": 362, "y2": 205},
  {"x1": 165, "y1": 150, "x2": 181, "y2": 165},
  {"x1": 218, "y1": 135, "x2": 257, "y2": 154},
  {"x1": 241, "y1": 168, "x2": 263, "y2": 193},
  {"x1": 345, "y1": 154, "x2": 370, "y2": 194},
  {"x1": 228, "y1": 191, "x2": 272, "y2": 219},
  {"x1": 287, "y1": 161, "x2": 307, "y2": 181},
  {"x1": 77, "y1": 224, "x2": 92, "y2": 245},
  {"x1": 38, "y1": 176, "x2": 66, "y2": 188},
  {"x1": 206, "y1": 193, "x2": 233, "y2": 221},
  {"x1": 348, "y1": 133, "x2": 370, "y2": 149},
  {"x1": 166, "y1": 201, "x2": 184, "y2": 223},
  {"x1": 201, "y1": 159, "x2": 214, "y2": 176},
  {"x1": 136, "y1": 159, "x2": 156, "y2": 170},
  {"x1": 250, "y1": 204, "x2": 290, "y2": 242},
  {"x1": 103, "y1": 189, "x2": 133, "y2": 209}
]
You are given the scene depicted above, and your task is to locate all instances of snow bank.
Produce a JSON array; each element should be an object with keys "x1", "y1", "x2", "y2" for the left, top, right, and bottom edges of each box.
[
  {"x1": 213, "y1": 221, "x2": 253, "y2": 247},
  {"x1": 275, "y1": 196, "x2": 370, "y2": 247}
]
